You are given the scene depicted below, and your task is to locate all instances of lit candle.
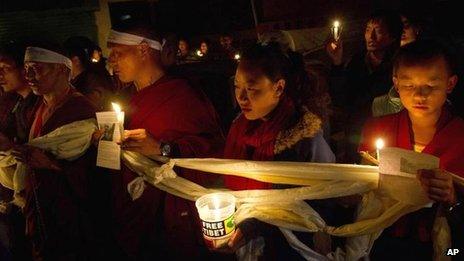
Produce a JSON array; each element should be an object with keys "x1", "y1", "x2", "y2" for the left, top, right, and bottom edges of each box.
[
  {"x1": 195, "y1": 193, "x2": 236, "y2": 248},
  {"x1": 234, "y1": 53, "x2": 241, "y2": 60},
  {"x1": 375, "y1": 138, "x2": 385, "y2": 161},
  {"x1": 332, "y1": 20, "x2": 341, "y2": 41},
  {"x1": 196, "y1": 50, "x2": 203, "y2": 57},
  {"x1": 111, "y1": 102, "x2": 124, "y2": 124},
  {"x1": 111, "y1": 102, "x2": 125, "y2": 142}
]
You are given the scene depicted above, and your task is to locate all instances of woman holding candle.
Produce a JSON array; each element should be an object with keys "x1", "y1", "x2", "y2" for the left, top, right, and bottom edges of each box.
[
  {"x1": 222, "y1": 42, "x2": 338, "y2": 258},
  {"x1": 359, "y1": 40, "x2": 464, "y2": 260}
]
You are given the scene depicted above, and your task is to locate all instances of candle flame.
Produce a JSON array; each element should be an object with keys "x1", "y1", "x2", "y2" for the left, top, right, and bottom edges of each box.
[
  {"x1": 333, "y1": 20, "x2": 340, "y2": 28},
  {"x1": 234, "y1": 53, "x2": 241, "y2": 60},
  {"x1": 196, "y1": 50, "x2": 203, "y2": 57},
  {"x1": 375, "y1": 138, "x2": 385, "y2": 150},
  {"x1": 112, "y1": 102, "x2": 122, "y2": 114}
]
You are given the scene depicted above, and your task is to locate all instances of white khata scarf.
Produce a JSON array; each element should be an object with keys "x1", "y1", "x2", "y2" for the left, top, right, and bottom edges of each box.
[{"x1": 108, "y1": 29, "x2": 166, "y2": 51}]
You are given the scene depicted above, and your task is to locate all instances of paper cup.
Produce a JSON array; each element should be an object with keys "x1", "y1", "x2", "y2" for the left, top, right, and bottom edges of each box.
[{"x1": 195, "y1": 192, "x2": 236, "y2": 248}]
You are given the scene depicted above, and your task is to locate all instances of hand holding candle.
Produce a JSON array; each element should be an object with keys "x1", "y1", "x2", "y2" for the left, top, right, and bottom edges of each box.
[{"x1": 326, "y1": 21, "x2": 343, "y2": 65}]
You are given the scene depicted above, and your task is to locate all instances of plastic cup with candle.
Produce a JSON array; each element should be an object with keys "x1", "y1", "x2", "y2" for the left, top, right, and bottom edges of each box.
[{"x1": 195, "y1": 192, "x2": 236, "y2": 249}]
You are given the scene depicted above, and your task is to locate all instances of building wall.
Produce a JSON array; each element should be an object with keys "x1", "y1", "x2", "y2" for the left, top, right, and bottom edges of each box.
[{"x1": 0, "y1": 8, "x2": 98, "y2": 45}]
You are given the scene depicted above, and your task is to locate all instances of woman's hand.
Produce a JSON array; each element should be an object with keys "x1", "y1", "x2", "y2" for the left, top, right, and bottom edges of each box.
[
  {"x1": 417, "y1": 169, "x2": 457, "y2": 206},
  {"x1": 12, "y1": 145, "x2": 61, "y2": 171}
]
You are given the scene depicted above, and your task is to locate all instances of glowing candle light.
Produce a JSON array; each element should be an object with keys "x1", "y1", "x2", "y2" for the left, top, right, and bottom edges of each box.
[
  {"x1": 196, "y1": 50, "x2": 203, "y2": 57},
  {"x1": 111, "y1": 102, "x2": 124, "y2": 124},
  {"x1": 332, "y1": 20, "x2": 341, "y2": 41},
  {"x1": 111, "y1": 102, "x2": 125, "y2": 142},
  {"x1": 376, "y1": 138, "x2": 385, "y2": 161},
  {"x1": 234, "y1": 53, "x2": 241, "y2": 60}
]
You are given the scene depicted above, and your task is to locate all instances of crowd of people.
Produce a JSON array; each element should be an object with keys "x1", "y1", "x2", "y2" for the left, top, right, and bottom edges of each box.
[{"x1": 0, "y1": 7, "x2": 463, "y2": 261}]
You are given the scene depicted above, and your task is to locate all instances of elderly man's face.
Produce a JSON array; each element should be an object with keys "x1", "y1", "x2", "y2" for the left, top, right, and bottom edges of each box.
[{"x1": 24, "y1": 61, "x2": 63, "y2": 96}]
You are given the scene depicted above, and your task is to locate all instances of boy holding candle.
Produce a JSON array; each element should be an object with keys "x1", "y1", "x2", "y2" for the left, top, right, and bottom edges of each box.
[{"x1": 359, "y1": 40, "x2": 464, "y2": 259}]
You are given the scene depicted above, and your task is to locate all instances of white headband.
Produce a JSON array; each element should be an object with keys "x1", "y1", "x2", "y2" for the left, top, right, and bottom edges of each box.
[
  {"x1": 24, "y1": 47, "x2": 72, "y2": 70},
  {"x1": 108, "y1": 29, "x2": 165, "y2": 51}
]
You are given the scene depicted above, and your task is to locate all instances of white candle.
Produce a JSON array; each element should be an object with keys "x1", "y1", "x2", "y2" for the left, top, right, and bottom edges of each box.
[
  {"x1": 212, "y1": 195, "x2": 221, "y2": 220},
  {"x1": 375, "y1": 138, "x2": 385, "y2": 161},
  {"x1": 111, "y1": 102, "x2": 125, "y2": 142},
  {"x1": 111, "y1": 103, "x2": 124, "y2": 124},
  {"x1": 332, "y1": 20, "x2": 341, "y2": 41}
]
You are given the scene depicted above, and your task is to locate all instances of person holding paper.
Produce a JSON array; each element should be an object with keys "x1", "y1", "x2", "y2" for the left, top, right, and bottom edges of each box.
[
  {"x1": 10, "y1": 44, "x2": 99, "y2": 260},
  {"x1": 359, "y1": 40, "x2": 464, "y2": 259},
  {"x1": 106, "y1": 20, "x2": 224, "y2": 259},
  {"x1": 221, "y1": 42, "x2": 336, "y2": 259}
]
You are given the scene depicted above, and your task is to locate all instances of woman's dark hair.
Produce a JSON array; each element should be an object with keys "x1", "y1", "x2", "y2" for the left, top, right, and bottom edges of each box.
[{"x1": 240, "y1": 42, "x2": 330, "y2": 122}]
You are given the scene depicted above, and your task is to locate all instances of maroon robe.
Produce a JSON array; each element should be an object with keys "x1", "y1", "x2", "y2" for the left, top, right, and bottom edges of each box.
[
  {"x1": 24, "y1": 90, "x2": 97, "y2": 260},
  {"x1": 359, "y1": 108, "x2": 464, "y2": 250},
  {"x1": 112, "y1": 76, "x2": 224, "y2": 259}
]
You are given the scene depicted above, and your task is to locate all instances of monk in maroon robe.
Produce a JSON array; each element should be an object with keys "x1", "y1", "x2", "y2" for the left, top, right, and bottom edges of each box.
[
  {"x1": 107, "y1": 23, "x2": 224, "y2": 259},
  {"x1": 12, "y1": 45, "x2": 98, "y2": 260},
  {"x1": 359, "y1": 40, "x2": 464, "y2": 260}
]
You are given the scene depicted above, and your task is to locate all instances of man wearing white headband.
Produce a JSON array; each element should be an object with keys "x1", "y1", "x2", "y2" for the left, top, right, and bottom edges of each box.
[
  {"x1": 12, "y1": 44, "x2": 99, "y2": 259},
  {"x1": 106, "y1": 23, "x2": 224, "y2": 259}
]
